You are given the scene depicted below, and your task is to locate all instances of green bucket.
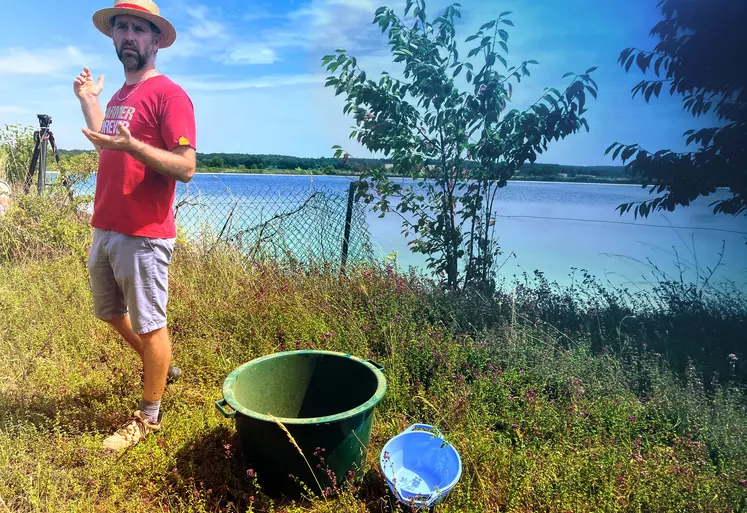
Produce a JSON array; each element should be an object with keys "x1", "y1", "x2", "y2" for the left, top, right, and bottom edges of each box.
[{"x1": 215, "y1": 350, "x2": 387, "y2": 496}]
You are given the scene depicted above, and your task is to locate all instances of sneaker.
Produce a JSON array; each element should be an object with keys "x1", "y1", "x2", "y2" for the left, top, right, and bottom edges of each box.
[
  {"x1": 167, "y1": 365, "x2": 181, "y2": 384},
  {"x1": 103, "y1": 410, "x2": 162, "y2": 451}
]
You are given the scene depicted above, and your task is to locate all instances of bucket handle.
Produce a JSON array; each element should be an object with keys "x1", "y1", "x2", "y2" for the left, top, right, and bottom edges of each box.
[
  {"x1": 215, "y1": 398, "x2": 236, "y2": 419},
  {"x1": 365, "y1": 359, "x2": 385, "y2": 371},
  {"x1": 404, "y1": 423, "x2": 443, "y2": 438}
]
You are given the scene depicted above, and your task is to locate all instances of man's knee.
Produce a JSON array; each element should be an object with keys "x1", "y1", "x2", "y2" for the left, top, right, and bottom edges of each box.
[{"x1": 139, "y1": 325, "x2": 169, "y2": 343}]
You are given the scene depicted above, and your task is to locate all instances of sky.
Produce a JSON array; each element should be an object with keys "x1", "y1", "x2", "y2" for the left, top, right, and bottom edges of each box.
[{"x1": 0, "y1": 0, "x2": 718, "y2": 165}]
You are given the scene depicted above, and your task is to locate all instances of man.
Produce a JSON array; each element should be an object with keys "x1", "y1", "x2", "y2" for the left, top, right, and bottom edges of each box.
[{"x1": 74, "y1": 0, "x2": 196, "y2": 451}]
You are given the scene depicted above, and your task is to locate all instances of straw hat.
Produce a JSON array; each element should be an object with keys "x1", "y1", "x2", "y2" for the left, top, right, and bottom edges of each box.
[{"x1": 93, "y1": 0, "x2": 177, "y2": 49}]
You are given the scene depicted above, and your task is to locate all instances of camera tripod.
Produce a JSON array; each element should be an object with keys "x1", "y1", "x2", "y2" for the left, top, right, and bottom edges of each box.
[{"x1": 24, "y1": 114, "x2": 60, "y2": 195}]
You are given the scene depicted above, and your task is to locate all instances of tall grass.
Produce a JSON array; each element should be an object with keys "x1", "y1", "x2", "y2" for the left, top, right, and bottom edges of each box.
[{"x1": 0, "y1": 195, "x2": 745, "y2": 512}]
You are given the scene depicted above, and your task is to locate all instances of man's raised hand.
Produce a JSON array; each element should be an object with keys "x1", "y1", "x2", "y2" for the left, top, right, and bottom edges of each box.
[{"x1": 74, "y1": 67, "x2": 104, "y2": 100}]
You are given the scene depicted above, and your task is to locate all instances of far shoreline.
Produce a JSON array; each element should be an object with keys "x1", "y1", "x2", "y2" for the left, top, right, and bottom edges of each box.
[{"x1": 192, "y1": 169, "x2": 643, "y2": 186}]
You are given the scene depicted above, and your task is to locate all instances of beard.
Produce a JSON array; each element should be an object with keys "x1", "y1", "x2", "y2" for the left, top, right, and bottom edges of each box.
[{"x1": 116, "y1": 41, "x2": 154, "y2": 72}]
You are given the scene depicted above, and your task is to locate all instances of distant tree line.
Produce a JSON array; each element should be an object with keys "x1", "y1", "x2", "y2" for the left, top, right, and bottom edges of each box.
[
  {"x1": 56, "y1": 149, "x2": 630, "y2": 181},
  {"x1": 190, "y1": 152, "x2": 630, "y2": 179}
]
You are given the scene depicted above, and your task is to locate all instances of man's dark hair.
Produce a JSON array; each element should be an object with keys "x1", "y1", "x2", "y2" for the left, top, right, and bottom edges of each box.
[{"x1": 110, "y1": 15, "x2": 161, "y2": 35}]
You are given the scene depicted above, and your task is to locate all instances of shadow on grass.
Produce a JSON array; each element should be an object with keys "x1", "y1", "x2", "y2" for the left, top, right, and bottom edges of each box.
[
  {"x1": 170, "y1": 424, "x2": 397, "y2": 512},
  {"x1": 0, "y1": 375, "x2": 139, "y2": 435},
  {"x1": 172, "y1": 424, "x2": 268, "y2": 512}
]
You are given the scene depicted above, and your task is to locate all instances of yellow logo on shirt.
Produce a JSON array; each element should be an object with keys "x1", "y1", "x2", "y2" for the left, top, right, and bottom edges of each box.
[{"x1": 178, "y1": 136, "x2": 191, "y2": 146}]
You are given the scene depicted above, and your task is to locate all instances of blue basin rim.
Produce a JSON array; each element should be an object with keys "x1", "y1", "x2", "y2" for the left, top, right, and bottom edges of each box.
[{"x1": 220, "y1": 349, "x2": 387, "y2": 425}]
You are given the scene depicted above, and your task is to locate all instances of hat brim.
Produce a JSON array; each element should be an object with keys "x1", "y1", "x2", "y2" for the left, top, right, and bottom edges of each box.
[{"x1": 93, "y1": 7, "x2": 176, "y2": 48}]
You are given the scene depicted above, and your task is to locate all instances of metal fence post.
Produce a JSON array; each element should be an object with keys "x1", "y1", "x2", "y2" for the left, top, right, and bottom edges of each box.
[{"x1": 340, "y1": 180, "x2": 357, "y2": 274}]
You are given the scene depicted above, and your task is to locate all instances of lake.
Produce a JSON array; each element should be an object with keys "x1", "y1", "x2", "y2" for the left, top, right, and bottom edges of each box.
[{"x1": 71, "y1": 172, "x2": 747, "y2": 291}]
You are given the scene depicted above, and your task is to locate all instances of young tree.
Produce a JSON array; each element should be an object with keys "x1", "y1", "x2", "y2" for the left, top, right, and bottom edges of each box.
[
  {"x1": 53, "y1": 151, "x2": 98, "y2": 205},
  {"x1": 607, "y1": 0, "x2": 746, "y2": 218},
  {"x1": 323, "y1": 0, "x2": 598, "y2": 293},
  {"x1": 0, "y1": 124, "x2": 35, "y2": 186}
]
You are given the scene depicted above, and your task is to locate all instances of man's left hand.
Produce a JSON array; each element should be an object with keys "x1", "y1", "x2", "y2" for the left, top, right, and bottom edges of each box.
[{"x1": 82, "y1": 123, "x2": 135, "y2": 152}]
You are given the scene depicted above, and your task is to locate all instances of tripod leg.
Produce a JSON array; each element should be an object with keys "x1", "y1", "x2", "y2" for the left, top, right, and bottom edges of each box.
[
  {"x1": 49, "y1": 132, "x2": 60, "y2": 164},
  {"x1": 24, "y1": 132, "x2": 41, "y2": 195},
  {"x1": 38, "y1": 131, "x2": 48, "y2": 196}
]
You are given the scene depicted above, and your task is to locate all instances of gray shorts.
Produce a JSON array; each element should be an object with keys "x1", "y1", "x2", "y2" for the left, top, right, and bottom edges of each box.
[{"x1": 87, "y1": 228, "x2": 175, "y2": 335}]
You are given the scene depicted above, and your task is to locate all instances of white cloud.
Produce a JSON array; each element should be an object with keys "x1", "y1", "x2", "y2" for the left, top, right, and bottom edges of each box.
[
  {"x1": 253, "y1": 0, "x2": 387, "y2": 54},
  {"x1": 0, "y1": 105, "x2": 26, "y2": 113},
  {"x1": 221, "y1": 45, "x2": 278, "y2": 65},
  {"x1": 0, "y1": 46, "x2": 98, "y2": 76},
  {"x1": 176, "y1": 73, "x2": 327, "y2": 91},
  {"x1": 242, "y1": 8, "x2": 277, "y2": 22},
  {"x1": 190, "y1": 20, "x2": 228, "y2": 40},
  {"x1": 185, "y1": 5, "x2": 228, "y2": 40}
]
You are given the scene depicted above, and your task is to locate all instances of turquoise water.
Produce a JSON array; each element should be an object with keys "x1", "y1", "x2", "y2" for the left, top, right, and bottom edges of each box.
[{"x1": 66, "y1": 173, "x2": 747, "y2": 290}]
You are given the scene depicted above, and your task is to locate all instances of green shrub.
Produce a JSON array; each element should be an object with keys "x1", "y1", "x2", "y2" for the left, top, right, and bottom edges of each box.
[{"x1": 0, "y1": 193, "x2": 91, "y2": 264}]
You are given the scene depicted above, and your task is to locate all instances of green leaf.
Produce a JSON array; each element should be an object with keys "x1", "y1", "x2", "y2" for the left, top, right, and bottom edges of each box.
[
  {"x1": 499, "y1": 41, "x2": 508, "y2": 53},
  {"x1": 654, "y1": 56, "x2": 664, "y2": 76},
  {"x1": 465, "y1": 34, "x2": 479, "y2": 42},
  {"x1": 604, "y1": 143, "x2": 616, "y2": 156},
  {"x1": 480, "y1": 20, "x2": 497, "y2": 31},
  {"x1": 497, "y1": 54, "x2": 507, "y2": 68},
  {"x1": 468, "y1": 47, "x2": 481, "y2": 58},
  {"x1": 527, "y1": 60, "x2": 538, "y2": 65},
  {"x1": 466, "y1": 70, "x2": 473, "y2": 83},
  {"x1": 563, "y1": 72, "x2": 574, "y2": 78},
  {"x1": 621, "y1": 146, "x2": 636, "y2": 162},
  {"x1": 453, "y1": 64, "x2": 463, "y2": 77},
  {"x1": 636, "y1": 52, "x2": 648, "y2": 73},
  {"x1": 612, "y1": 145, "x2": 623, "y2": 161},
  {"x1": 585, "y1": 66, "x2": 598, "y2": 73},
  {"x1": 624, "y1": 54, "x2": 635, "y2": 72},
  {"x1": 498, "y1": 29, "x2": 509, "y2": 42},
  {"x1": 405, "y1": 0, "x2": 414, "y2": 16},
  {"x1": 499, "y1": 10, "x2": 512, "y2": 16},
  {"x1": 464, "y1": 62, "x2": 474, "y2": 70},
  {"x1": 644, "y1": 84, "x2": 654, "y2": 103},
  {"x1": 586, "y1": 85, "x2": 597, "y2": 99},
  {"x1": 502, "y1": 19, "x2": 514, "y2": 26}
]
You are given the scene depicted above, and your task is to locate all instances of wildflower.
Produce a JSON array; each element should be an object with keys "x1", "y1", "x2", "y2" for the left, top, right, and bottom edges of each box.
[
  {"x1": 247, "y1": 469, "x2": 256, "y2": 478},
  {"x1": 727, "y1": 353, "x2": 738, "y2": 362},
  {"x1": 628, "y1": 415, "x2": 636, "y2": 423},
  {"x1": 249, "y1": 496, "x2": 255, "y2": 502}
]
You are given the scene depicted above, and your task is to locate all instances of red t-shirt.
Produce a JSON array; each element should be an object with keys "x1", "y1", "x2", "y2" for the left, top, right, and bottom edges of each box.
[{"x1": 90, "y1": 74, "x2": 196, "y2": 239}]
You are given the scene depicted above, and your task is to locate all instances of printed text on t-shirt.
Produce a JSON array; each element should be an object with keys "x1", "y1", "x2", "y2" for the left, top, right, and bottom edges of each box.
[{"x1": 100, "y1": 105, "x2": 136, "y2": 135}]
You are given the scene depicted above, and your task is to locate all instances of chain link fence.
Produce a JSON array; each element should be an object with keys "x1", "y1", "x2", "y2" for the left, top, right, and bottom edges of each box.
[{"x1": 59, "y1": 174, "x2": 375, "y2": 268}]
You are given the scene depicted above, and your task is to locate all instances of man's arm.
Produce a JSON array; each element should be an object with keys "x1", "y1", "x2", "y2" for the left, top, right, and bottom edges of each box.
[
  {"x1": 82, "y1": 123, "x2": 196, "y2": 183},
  {"x1": 129, "y1": 138, "x2": 196, "y2": 183},
  {"x1": 80, "y1": 98, "x2": 104, "y2": 134}
]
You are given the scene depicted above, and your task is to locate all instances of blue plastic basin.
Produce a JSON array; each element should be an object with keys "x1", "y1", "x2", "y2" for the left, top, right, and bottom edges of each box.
[{"x1": 379, "y1": 424, "x2": 462, "y2": 509}]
